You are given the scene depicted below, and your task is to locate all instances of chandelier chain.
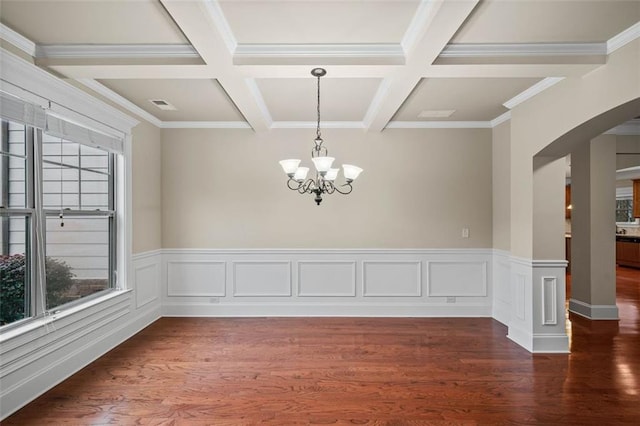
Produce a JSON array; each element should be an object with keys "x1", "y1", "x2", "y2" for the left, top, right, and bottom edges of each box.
[{"x1": 316, "y1": 74, "x2": 321, "y2": 140}]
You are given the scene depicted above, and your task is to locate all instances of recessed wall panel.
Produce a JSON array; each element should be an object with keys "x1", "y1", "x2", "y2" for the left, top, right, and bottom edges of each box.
[
  {"x1": 233, "y1": 261, "x2": 291, "y2": 296},
  {"x1": 428, "y1": 261, "x2": 487, "y2": 297},
  {"x1": 363, "y1": 261, "x2": 421, "y2": 297},
  {"x1": 298, "y1": 261, "x2": 356, "y2": 297},
  {"x1": 167, "y1": 261, "x2": 226, "y2": 296}
]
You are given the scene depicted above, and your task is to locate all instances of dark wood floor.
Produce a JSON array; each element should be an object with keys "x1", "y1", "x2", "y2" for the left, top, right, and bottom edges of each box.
[{"x1": 4, "y1": 268, "x2": 640, "y2": 425}]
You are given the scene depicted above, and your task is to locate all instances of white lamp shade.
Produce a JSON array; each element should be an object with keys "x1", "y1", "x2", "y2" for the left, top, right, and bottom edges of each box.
[
  {"x1": 293, "y1": 166, "x2": 309, "y2": 182},
  {"x1": 324, "y1": 168, "x2": 339, "y2": 181},
  {"x1": 342, "y1": 164, "x2": 363, "y2": 181},
  {"x1": 279, "y1": 159, "x2": 301, "y2": 175},
  {"x1": 311, "y1": 156, "x2": 335, "y2": 173}
]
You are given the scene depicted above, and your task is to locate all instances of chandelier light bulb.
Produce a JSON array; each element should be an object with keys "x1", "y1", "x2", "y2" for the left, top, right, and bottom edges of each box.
[
  {"x1": 342, "y1": 164, "x2": 363, "y2": 182},
  {"x1": 311, "y1": 156, "x2": 335, "y2": 174},
  {"x1": 324, "y1": 168, "x2": 339, "y2": 181},
  {"x1": 279, "y1": 159, "x2": 301, "y2": 176},
  {"x1": 293, "y1": 166, "x2": 309, "y2": 182}
]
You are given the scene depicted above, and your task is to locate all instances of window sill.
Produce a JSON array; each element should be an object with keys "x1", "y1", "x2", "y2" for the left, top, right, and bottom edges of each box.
[{"x1": 0, "y1": 288, "x2": 132, "y2": 344}]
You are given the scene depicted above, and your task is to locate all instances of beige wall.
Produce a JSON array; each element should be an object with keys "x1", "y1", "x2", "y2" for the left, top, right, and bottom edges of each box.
[
  {"x1": 132, "y1": 121, "x2": 162, "y2": 253},
  {"x1": 509, "y1": 40, "x2": 640, "y2": 259},
  {"x1": 61, "y1": 80, "x2": 164, "y2": 254},
  {"x1": 492, "y1": 121, "x2": 510, "y2": 251},
  {"x1": 161, "y1": 128, "x2": 492, "y2": 249}
]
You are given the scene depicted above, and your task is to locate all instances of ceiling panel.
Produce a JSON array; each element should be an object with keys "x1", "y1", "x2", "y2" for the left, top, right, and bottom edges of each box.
[
  {"x1": 0, "y1": 0, "x2": 188, "y2": 44},
  {"x1": 219, "y1": 0, "x2": 420, "y2": 44},
  {"x1": 98, "y1": 79, "x2": 245, "y2": 122},
  {"x1": 451, "y1": 0, "x2": 640, "y2": 44},
  {"x1": 256, "y1": 77, "x2": 382, "y2": 121},
  {"x1": 394, "y1": 78, "x2": 543, "y2": 122}
]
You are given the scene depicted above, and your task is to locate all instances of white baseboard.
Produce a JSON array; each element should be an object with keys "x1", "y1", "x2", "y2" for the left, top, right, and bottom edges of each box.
[
  {"x1": 569, "y1": 299, "x2": 619, "y2": 320},
  {"x1": 163, "y1": 302, "x2": 493, "y2": 317},
  {"x1": 0, "y1": 301, "x2": 160, "y2": 420}
]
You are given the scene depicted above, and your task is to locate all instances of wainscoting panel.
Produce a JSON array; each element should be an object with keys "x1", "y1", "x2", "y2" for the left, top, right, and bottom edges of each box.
[
  {"x1": 134, "y1": 261, "x2": 160, "y2": 309},
  {"x1": 362, "y1": 261, "x2": 421, "y2": 297},
  {"x1": 167, "y1": 261, "x2": 226, "y2": 297},
  {"x1": 428, "y1": 261, "x2": 487, "y2": 297},
  {"x1": 298, "y1": 261, "x2": 356, "y2": 297},
  {"x1": 542, "y1": 277, "x2": 557, "y2": 326},
  {"x1": 233, "y1": 261, "x2": 292, "y2": 297},
  {"x1": 161, "y1": 249, "x2": 494, "y2": 317}
]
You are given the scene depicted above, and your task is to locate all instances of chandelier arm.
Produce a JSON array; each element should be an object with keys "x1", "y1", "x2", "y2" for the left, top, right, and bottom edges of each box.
[
  {"x1": 286, "y1": 178, "x2": 303, "y2": 191},
  {"x1": 300, "y1": 178, "x2": 316, "y2": 194},
  {"x1": 323, "y1": 180, "x2": 336, "y2": 194},
  {"x1": 333, "y1": 182, "x2": 354, "y2": 195}
]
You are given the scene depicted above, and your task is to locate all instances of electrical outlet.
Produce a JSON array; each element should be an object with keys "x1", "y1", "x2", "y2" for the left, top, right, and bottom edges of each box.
[
  {"x1": 209, "y1": 297, "x2": 220, "y2": 304},
  {"x1": 462, "y1": 227, "x2": 470, "y2": 238},
  {"x1": 446, "y1": 297, "x2": 456, "y2": 303}
]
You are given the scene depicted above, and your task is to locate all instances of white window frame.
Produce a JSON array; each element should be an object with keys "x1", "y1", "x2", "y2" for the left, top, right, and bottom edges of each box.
[{"x1": 0, "y1": 48, "x2": 137, "y2": 332}]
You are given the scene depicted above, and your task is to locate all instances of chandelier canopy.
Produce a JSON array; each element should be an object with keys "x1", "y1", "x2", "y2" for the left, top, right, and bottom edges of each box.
[{"x1": 279, "y1": 68, "x2": 363, "y2": 205}]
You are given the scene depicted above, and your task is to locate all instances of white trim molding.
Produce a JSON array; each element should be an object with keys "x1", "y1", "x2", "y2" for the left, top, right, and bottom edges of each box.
[
  {"x1": 160, "y1": 121, "x2": 252, "y2": 129},
  {"x1": 440, "y1": 42, "x2": 606, "y2": 58},
  {"x1": 607, "y1": 21, "x2": 640, "y2": 54},
  {"x1": 0, "y1": 23, "x2": 36, "y2": 57},
  {"x1": 569, "y1": 299, "x2": 619, "y2": 320},
  {"x1": 503, "y1": 77, "x2": 565, "y2": 109},
  {"x1": 386, "y1": 121, "x2": 492, "y2": 129},
  {"x1": 233, "y1": 43, "x2": 405, "y2": 66},
  {"x1": 35, "y1": 44, "x2": 199, "y2": 59}
]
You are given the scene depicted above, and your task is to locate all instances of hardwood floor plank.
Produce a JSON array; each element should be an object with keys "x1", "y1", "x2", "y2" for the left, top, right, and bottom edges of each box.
[{"x1": 3, "y1": 267, "x2": 640, "y2": 425}]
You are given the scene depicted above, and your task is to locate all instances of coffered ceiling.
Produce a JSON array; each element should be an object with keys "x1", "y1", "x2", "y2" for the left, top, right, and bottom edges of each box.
[{"x1": 0, "y1": 0, "x2": 638, "y2": 131}]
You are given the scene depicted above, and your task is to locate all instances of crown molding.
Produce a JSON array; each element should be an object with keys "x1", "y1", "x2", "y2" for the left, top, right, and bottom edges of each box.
[
  {"x1": 490, "y1": 111, "x2": 511, "y2": 128},
  {"x1": 0, "y1": 23, "x2": 36, "y2": 57},
  {"x1": 605, "y1": 119, "x2": 640, "y2": 136},
  {"x1": 202, "y1": 0, "x2": 238, "y2": 54},
  {"x1": 503, "y1": 77, "x2": 564, "y2": 109},
  {"x1": 233, "y1": 43, "x2": 405, "y2": 65},
  {"x1": 616, "y1": 166, "x2": 640, "y2": 181},
  {"x1": 270, "y1": 121, "x2": 365, "y2": 129},
  {"x1": 35, "y1": 44, "x2": 199, "y2": 59},
  {"x1": 75, "y1": 78, "x2": 162, "y2": 127},
  {"x1": 1, "y1": 48, "x2": 138, "y2": 132},
  {"x1": 161, "y1": 121, "x2": 251, "y2": 129},
  {"x1": 607, "y1": 21, "x2": 640, "y2": 54},
  {"x1": 440, "y1": 42, "x2": 606, "y2": 58},
  {"x1": 386, "y1": 121, "x2": 492, "y2": 129}
]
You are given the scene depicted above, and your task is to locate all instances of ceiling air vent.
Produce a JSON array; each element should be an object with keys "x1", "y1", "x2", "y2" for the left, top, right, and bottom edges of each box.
[{"x1": 149, "y1": 99, "x2": 177, "y2": 111}]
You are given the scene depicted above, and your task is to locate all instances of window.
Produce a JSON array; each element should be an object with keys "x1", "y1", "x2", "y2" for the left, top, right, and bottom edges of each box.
[
  {"x1": 616, "y1": 197, "x2": 633, "y2": 223},
  {"x1": 0, "y1": 117, "x2": 118, "y2": 327}
]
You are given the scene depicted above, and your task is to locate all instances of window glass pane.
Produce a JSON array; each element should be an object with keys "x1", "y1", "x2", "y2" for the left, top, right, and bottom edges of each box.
[
  {"x1": 45, "y1": 216, "x2": 110, "y2": 310},
  {"x1": 42, "y1": 136, "x2": 111, "y2": 211},
  {"x1": 1, "y1": 121, "x2": 27, "y2": 208},
  {"x1": 616, "y1": 198, "x2": 633, "y2": 223},
  {"x1": 0, "y1": 215, "x2": 30, "y2": 326}
]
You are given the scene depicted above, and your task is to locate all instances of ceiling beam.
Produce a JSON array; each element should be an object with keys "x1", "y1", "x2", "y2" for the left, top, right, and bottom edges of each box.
[
  {"x1": 365, "y1": 0, "x2": 480, "y2": 132},
  {"x1": 159, "y1": 0, "x2": 270, "y2": 131}
]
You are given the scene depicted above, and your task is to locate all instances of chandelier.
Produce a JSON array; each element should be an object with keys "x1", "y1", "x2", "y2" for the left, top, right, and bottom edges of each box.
[{"x1": 279, "y1": 68, "x2": 363, "y2": 205}]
